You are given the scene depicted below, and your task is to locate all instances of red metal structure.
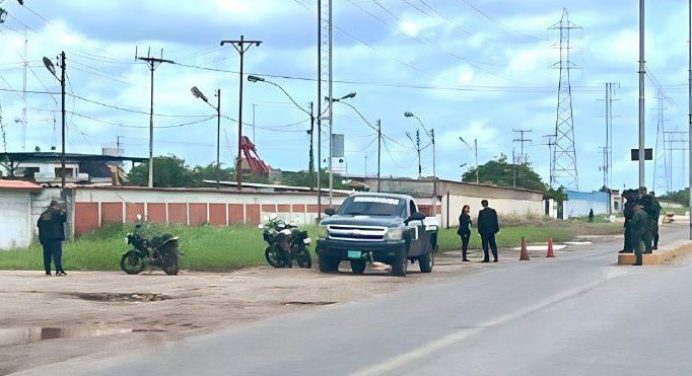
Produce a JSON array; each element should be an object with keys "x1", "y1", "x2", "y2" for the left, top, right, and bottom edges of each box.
[{"x1": 239, "y1": 136, "x2": 271, "y2": 175}]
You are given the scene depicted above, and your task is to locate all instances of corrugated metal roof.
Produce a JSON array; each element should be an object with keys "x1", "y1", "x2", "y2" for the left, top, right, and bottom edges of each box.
[{"x1": 0, "y1": 180, "x2": 42, "y2": 191}]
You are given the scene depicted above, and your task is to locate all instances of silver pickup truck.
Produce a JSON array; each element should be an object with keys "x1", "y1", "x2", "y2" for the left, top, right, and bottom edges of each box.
[{"x1": 316, "y1": 193, "x2": 439, "y2": 276}]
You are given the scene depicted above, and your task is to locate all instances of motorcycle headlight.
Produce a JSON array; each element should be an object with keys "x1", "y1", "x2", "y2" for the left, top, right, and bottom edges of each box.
[
  {"x1": 384, "y1": 227, "x2": 404, "y2": 241},
  {"x1": 318, "y1": 225, "x2": 329, "y2": 239}
]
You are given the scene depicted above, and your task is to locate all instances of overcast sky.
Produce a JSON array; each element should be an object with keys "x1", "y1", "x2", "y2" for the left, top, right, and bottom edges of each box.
[{"x1": 0, "y1": 0, "x2": 689, "y2": 193}]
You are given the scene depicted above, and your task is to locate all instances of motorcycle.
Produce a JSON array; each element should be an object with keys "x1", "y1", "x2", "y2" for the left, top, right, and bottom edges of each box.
[
  {"x1": 120, "y1": 215, "x2": 181, "y2": 275},
  {"x1": 260, "y1": 215, "x2": 312, "y2": 268}
]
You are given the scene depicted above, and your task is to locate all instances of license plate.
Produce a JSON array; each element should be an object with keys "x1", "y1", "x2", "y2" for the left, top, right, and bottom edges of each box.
[{"x1": 347, "y1": 250, "x2": 362, "y2": 259}]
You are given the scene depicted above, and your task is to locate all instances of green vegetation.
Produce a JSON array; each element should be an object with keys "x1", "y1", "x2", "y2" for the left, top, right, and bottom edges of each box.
[
  {"x1": 127, "y1": 155, "x2": 348, "y2": 189},
  {"x1": 659, "y1": 189, "x2": 691, "y2": 207},
  {"x1": 0, "y1": 219, "x2": 622, "y2": 272}
]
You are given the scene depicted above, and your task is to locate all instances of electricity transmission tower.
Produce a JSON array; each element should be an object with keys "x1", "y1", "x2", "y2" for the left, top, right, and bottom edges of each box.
[
  {"x1": 653, "y1": 90, "x2": 670, "y2": 193},
  {"x1": 542, "y1": 134, "x2": 556, "y2": 188},
  {"x1": 512, "y1": 129, "x2": 532, "y2": 164},
  {"x1": 549, "y1": 8, "x2": 581, "y2": 190},
  {"x1": 602, "y1": 82, "x2": 619, "y2": 189}
]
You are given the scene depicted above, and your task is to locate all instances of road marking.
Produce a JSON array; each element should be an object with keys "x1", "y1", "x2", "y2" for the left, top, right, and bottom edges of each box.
[{"x1": 349, "y1": 267, "x2": 630, "y2": 376}]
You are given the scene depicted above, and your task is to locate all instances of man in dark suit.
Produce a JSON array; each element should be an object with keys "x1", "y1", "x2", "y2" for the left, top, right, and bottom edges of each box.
[
  {"x1": 37, "y1": 200, "x2": 67, "y2": 276},
  {"x1": 477, "y1": 199, "x2": 500, "y2": 263}
]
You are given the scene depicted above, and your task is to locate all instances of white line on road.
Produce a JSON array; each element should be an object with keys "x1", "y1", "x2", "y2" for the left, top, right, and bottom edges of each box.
[{"x1": 349, "y1": 267, "x2": 631, "y2": 376}]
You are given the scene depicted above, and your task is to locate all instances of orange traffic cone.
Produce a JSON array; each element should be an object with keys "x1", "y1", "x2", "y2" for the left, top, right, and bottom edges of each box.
[
  {"x1": 546, "y1": 238, "x2": 555, "y2": 258},
  {"x1": 519, "y1": 237, "x2": 530, "y2": 261}
]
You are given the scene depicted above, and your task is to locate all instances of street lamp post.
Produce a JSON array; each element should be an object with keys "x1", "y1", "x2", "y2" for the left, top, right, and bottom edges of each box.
[
  {"x1": 191, "y1": 86, "x2": 221, "y2": 189},
  {"x1": 327, "y1": 94, "x2": 385, "y2": 194},
  {"x1": 405, "y1": 112, "x2": 436, "y2": 215},
  {"x1": 247, "y1": 75, "x2": 317, "y2": 190},
  {"x1": 459, "y1": 136, "x2": 479, "y2": 184},
  {"x1": 43, "y1": 53, "x2": 66, "y2": 194},
  {"x1": 324, "y1": 92, "x2": 356, "y2": 203}
]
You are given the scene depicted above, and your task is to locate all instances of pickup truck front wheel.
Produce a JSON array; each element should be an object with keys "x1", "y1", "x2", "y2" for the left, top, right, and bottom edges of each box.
[
  {"x1": 350, "y1": 260, "x2": 366, "y2": 274},
  {"x1": 318, "y1": 255, "x2": 341, "y2": 273},
  {"x1": 418, "y1": 251, "x2": 434, "y2": 273},
  {"x1": 391, "y1": 250, "x2": 408, "y2": 277}
]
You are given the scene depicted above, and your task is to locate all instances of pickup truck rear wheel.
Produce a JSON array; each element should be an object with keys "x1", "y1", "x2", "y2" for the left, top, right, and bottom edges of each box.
[
  {"x1": 391, "y1": 250, "x2": 408, "y2": 277},
  {"x1": 350, "y1": 260, "x2": 366, "y2": 274},
  {"x1": 418, "y1": 251, "x2": 434, "y2": 273},
  {"x1": 318, "y1": 255, "x2": 340, "y2": 273}
]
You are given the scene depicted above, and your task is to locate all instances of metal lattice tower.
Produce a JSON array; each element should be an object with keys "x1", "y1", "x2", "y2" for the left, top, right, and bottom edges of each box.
[
  {"x1": 653, "y1": 90, "x2": 670, "y2": 193},
  {"x1": 549, "y1": 9, "x2": 581, "y2": 190},
  {"x1": 318, "y1": 0, "x2": 334, "y2": 206}
]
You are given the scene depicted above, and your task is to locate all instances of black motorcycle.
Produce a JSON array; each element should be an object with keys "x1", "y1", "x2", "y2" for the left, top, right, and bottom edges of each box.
[
  {"x1": 120, "y1": 215, "x2": 181, "y2": 275},
  {"x1": 260, "y1": 216, "x2": 312, "y2": 268}
]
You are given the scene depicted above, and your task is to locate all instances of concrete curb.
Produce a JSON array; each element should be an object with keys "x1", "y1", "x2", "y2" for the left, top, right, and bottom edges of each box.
[{"x1": 617, "y1": 240, "x2": 692, "y2": 265}]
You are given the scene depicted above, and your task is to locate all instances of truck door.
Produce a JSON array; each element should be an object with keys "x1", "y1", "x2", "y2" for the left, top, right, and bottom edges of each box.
[{"x1": 406, "y1": 200, "x2": 426, "y2": 257}]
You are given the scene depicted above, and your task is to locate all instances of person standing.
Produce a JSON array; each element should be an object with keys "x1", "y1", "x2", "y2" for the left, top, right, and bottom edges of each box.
[
  {"x1": 37, "y1": 200, "x2": 67, "y2": 276},
  {"x1": 457, "y1": 205, "x2": 472, "y2": 262},
  {"x1": 648, "y1": 191, "x2": 661, "y2": 250},
  {"x1": 629, "y1": 203, "x2": 648, "y2": 266},
  {"x1": 620, "y1": 189, "x2": 639, "y2": 254},
  {"x1": 477, "y1": 199, "x2": 500, "y2": 263}
]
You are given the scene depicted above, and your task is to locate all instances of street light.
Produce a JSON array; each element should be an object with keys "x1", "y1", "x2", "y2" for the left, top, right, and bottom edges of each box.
[
  {"x1": 326, "y1": 94, "x2": 383, "y2": 193},
  {"x1": 459, "y1": 136, "x2": 479, "y2": 184},
  {"x1": 246, "y1": 74, "x2": 317, "y2": 194},
  {"x1": 43, "y1": 53, "x2": 66, "y2": 194},
  {"x1": 405, "y1": 112, "x2": 436, "y2": 214},
  {"x1": 190, "y1": 86, "x2": 222, "y2": 189}
]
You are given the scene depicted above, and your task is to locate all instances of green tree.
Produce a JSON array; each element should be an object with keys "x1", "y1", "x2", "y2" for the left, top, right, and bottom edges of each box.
[
  {"x1": 660, "y1": 189, "x2": 690, "y2": 207},
  {"x1": 462, "y1": 154, "x2": 546, "y2": 192},
  {"x1": 191, "y1": 163, "x2": 235, "y2": 186},
  {"x1": 128, "y1": 155, "x2": 196, "y2": 187}
]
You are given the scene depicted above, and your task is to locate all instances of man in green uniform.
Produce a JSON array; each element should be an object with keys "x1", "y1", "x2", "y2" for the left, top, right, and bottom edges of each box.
[
  {"x1": 649, "y1": 191, "x2": 662, "y2": 250},
  {"x1": 620, "y1": 189, "x2": 640, "y2": 254},
  {"x1": 629, "y1": 203, "x2": 648, "y2": 266}
]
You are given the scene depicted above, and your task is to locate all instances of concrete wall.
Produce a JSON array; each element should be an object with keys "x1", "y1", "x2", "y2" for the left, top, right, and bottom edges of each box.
[
  {"x1": 659, "y1": 200, "x2": 684, "y2": 209},
  {"x1": 71, "y1": 187, "x2": 441, "y2": 236},
  {"x1": 0, "y1": 190, "x2": 33, "y2": 249},
  {"x1": 563, "y1": 190, "x2": 611, "y2": 218}
]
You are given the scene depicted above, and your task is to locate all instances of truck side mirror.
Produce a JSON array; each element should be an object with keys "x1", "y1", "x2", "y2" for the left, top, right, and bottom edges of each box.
[
  {"x1": 324, "y1": 208, "x2": 336, "y2": 216},
  {"x1": 405, "y1": 211, "x2": 426, "y2": 224}
]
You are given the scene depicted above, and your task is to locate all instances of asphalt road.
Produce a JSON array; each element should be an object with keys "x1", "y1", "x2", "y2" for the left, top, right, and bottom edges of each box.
[{"x1": 41, "y1": 224, "x2": 692, "y2": 376}]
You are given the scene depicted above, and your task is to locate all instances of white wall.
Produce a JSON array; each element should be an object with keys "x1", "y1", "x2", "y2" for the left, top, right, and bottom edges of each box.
[
  {"x1": 443, "y1": 193, "x2": 544, "y2": 228},
  {"x1": 0, "y1": 191, "x2": 33, "y2": 249}
]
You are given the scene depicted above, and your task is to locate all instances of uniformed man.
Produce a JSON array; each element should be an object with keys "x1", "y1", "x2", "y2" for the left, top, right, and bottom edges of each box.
[
  {"x1": 649, "y1": 191, "x2": 662, "y2": 250},
  {"x1": 629, "y1": 203, "x2": 648, "y2": 266},
  {"x1": 620, "y1": 189, "x2": 640, "y2": 254}
]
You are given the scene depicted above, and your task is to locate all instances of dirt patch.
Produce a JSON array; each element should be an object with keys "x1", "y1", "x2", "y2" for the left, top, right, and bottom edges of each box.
[
  {"x1": 281, "y1": 301, "x2": 337, "y2": 306},
  {"x1": 65, "y1": 292, "x2": 172, "y2": 302}
]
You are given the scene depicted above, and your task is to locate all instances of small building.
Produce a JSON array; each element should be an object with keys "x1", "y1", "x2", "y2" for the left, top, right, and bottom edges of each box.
[
  {"x1": 563, "y1": 190, "x2": 611, "y2": 219},
  {"x1": 0, "y1": 180, "x2": 42, "y2": 250},
  {"x1": 0, "y1": 152, "x2": 146, "y2": 186}
]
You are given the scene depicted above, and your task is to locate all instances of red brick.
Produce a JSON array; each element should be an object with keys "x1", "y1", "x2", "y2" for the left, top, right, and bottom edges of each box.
[
  {"x1": 261, "y1": 204, "x2": 276, "y2": 213},
  {"x1": 75, "y1": 203, "x2": 98, "y2": 235},
  {"x1": 189, "y1": 203, "x2": 208, "y2": 226},
  {"x1": 277, "y1": 204, "x2": 291, "y2": 213},
  {"x1": 228, "y1": 204, "x2": 244, "y2": 224},
  {"x1": 209, "y1": 204, "x2": 226, "y2": 226},
  {"x1": 126, "y1": 203, "x2": 145, "y2": 223},
  {"x1": 246, "y1": 204, "x2": 260, "y2": 225},
  {"x1": 307, "y1": 204, "x2": 319, "y2": 213},
  {"x1": 147, "y1": 203, "x2": 166, "y2": 223},
  {"x1": 168, "y1": 203, "x2": 187, "y2": 224},
  {"x1": 101, "y1": 202, "x2": 123, "y2": 224},
  {"x1": 292, "y1": 204, "x2": 306, "y2": 213}
]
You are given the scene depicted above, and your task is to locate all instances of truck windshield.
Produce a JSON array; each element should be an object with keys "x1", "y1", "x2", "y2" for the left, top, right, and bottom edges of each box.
[{"x1": 337, "y1": 196, "x2": 406, "y2": 217}]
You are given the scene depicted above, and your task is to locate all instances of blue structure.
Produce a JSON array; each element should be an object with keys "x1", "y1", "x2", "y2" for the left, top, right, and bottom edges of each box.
[{"x1": 563, "y1": 190, "x2": 611, "y2": 219}]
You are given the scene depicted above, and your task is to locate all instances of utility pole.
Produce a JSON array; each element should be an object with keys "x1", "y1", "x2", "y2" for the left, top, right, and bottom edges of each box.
[
  {"x1": 21, "y1": 27, "x2": 27, "y2": 151},
  {"x1": 377, "y1": 119, "x2": 382, "y2": 192},
  {"x1": 431, "y1": 128, "x2": 437, "y2": 215},
  {"x1": 474, "y1": 138, "x2": 479, "y2": 184},
  {"x1": 59, "y1": 52, "x2": 66, "y2": 193},
  {"x1": 513, "y1": 129, "x2": 532, "y2": 189},
  {"x1": 136, "y1": 48, "x2": 175, "y2": 188},
  {"x1": 220, "y1": 35, "x2": 262, "y2": 191},
  {"x1": 364, "y1": 153, "x2": 368, "y2": 177},
  {"x1": 688, "y1": 0, "x2": 691, "y2": 239},
  {"x1": 512, "y1": 147, "x2": 517, "y2": 188},
  {"x1": 309, "y1": 101, "x2": 315, "y2": 190},
  {"x1": 638, "y1": 0, "x2": 646, "y2": 188},
  {"x1": 216, "y1": 89, "x2": 221, "y2": 189},
  {"x1": 407, "y1": 130, "x2": 422, "y2": 179},
  {"x1": 542, "y1": 134, "x2": 556, "y2": 189}
]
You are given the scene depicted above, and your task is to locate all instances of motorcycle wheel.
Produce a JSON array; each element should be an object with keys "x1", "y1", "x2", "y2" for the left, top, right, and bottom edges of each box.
[
  {"x1": 265, "y1": 246, "x2": 282, "y2": 268},
  {"x1": 294, "y1": 246, "x2": 312, "y2": 269},
  {"x1": 162, "y1": 250, "x2": 180, "y2": 276},
  {"x1": 120, "y1": 250, "x2": 146, "y2": 275}
]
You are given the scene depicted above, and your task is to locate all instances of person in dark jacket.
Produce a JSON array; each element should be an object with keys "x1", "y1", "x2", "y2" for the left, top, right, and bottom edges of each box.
[
  {"x1": 477, "y1": 200, "x2": 500, "y2": 263},
  {"x1": 629, "y1": 204, "x2": 648, "y2": 266},
  {"x1": 620, "y1": 189, "x2": 640, "y2": 253},
  {"x1": 37, "y1": 200, "x2": 67, "y2": 276},
  {"x1": 457, "y1": 205, "x2": 472, "y2": 262}
]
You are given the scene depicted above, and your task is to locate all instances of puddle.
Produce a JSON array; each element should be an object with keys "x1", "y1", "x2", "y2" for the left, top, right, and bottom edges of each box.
[
  {"x1": 281, "y1": 301, "x2": 337, "y2": 306},
  {"x1": 66, "y1": 292, "x2": 172, "y2": 302},
  {"x1": 0, "y1": 326, "x2": 166, "y2": 347}
]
